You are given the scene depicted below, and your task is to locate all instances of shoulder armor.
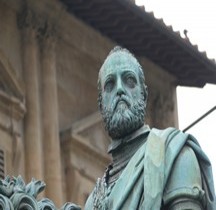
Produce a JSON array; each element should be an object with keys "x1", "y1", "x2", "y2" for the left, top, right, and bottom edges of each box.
[{"x1": 163, "y1": 145, "x2": 205, "y2": 206}]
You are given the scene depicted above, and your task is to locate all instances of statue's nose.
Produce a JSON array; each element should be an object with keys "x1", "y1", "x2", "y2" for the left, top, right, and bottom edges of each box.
[{"x1": 116, "y1": 79, "x2": 125, "y2": 96}]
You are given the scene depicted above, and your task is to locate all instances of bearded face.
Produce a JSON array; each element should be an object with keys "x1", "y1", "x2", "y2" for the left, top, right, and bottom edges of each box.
[
  {"x1": 101, "y1": 94, "x2": 145, "y2": 139},
  {"x1": 98, "y1": 48, "x2": 147, "y2": 140}
]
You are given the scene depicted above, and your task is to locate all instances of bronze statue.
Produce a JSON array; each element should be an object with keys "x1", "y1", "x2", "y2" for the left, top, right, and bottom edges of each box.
[
  {"x1": 0, "y1": 47, "x2": 214, "y2": 210},
  {"x1": 84, "y1": 47, "x2": 215, "y2": 210}
]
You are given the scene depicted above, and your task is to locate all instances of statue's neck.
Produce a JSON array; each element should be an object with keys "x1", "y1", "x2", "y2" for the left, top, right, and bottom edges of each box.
[
  {"x1": 107, "y1": 125, "x2": 150, "y2": 185},
  {"x1": 108, "y1": 124, "x2": 150, "y2": 153}
]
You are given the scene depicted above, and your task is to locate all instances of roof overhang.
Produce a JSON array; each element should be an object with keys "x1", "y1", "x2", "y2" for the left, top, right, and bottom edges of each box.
[{"x1": 61, "y1": 0, "x2": 216, "y2": 87}]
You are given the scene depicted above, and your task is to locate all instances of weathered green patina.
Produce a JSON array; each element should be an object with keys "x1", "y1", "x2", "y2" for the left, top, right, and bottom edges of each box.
[
  {"x1": 0, "y1": 175, "x2": 81, "y2": 209},
  {"x1": 84, "y1": 47, "x2": 215, "y2": 210}
]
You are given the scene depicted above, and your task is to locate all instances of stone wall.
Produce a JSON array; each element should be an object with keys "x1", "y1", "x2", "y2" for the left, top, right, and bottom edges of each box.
[
  {"x1": 0, "y1": 0, "x2": 25, "y2": 179},
  {"x1": 56, "y1": 10, "x2": 115, "y2": 130},
  {"x1": 139, "y1": 56, "x2": 178, "y2": 128},
  {"x1": 0, "y1": 1, "x2": 23, "y2": 79}
]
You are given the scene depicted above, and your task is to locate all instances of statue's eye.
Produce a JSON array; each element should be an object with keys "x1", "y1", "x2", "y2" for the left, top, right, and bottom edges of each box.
[
  {"x1": 104, "y1": 79, "x2": 114, "y2": 92},
  {"x1": 125, "y1": 75, "x2": 136, "y2": 88}
]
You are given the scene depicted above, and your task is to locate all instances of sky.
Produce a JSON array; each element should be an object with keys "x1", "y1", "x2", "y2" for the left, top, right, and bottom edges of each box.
[{"x1": 136, "y1": 0, "x2": 216, "y2": 184}]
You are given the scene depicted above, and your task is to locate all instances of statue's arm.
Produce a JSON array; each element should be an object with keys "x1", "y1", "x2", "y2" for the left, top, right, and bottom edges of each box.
[{"x1": 163, "y1": 146, "x2": 205, "y2": 210}]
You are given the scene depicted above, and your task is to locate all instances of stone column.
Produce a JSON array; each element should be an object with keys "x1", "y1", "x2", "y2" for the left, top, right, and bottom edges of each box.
[
  {"x1": 39, "y1": 27, "x2": 63, "y2": 206},
  {"x1": 18, "y1": 10, "x2": 43, "y2": 181}
]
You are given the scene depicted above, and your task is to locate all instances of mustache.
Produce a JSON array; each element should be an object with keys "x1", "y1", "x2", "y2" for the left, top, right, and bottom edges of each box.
[
  {"x1": 111, "y1": 95, "x2": 131, "y2": 113},
  {"x1": 102, "y1": 97, "x2": 145, "y2": 139}
]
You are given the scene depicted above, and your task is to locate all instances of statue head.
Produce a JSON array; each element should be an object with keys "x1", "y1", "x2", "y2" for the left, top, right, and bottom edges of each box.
[{"x1": 98, "y1": 46, "x2": 148, "y2": 139}]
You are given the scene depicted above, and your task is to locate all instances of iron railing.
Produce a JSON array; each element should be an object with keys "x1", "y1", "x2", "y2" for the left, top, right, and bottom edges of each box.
[{"x1": 183, "y1": 105, "x2": 216, "y2": 132}]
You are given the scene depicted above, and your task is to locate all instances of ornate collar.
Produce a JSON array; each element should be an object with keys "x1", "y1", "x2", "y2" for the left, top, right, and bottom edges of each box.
[{"x1": 108, "y1": 124, "x2": 150, "y2": 153}]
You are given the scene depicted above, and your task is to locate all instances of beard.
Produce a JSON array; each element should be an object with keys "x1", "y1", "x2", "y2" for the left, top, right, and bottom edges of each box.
[{"x1": 101, "y1": 94, "x2": 145, "y2": 139}]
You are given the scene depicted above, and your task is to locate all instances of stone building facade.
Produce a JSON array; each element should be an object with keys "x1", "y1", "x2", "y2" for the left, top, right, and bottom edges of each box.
[{"x1": 0, "y1": 0, "x2": 215, "y2": 208}]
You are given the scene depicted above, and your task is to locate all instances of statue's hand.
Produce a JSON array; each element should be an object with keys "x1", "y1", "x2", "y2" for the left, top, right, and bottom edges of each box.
[{"x1": 61, "y1": 202, "x2": 82, "y2": 210}]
